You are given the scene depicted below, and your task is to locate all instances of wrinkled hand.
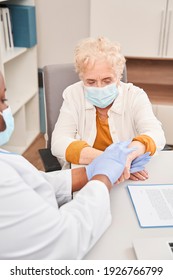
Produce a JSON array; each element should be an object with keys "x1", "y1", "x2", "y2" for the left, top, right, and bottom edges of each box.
[
  {"x1": 116, "y1": 152, "x2": 151, "y2": 183},
  {"x1": 130, "y1": 152, "x2": 151, "y2": 180},
  {"x1": 86, "y1": 140, "x2": 135, "y2": 185},
  {"x1": 129, "y1": 170, "x2": 149, "y2": 181},
  {"x1": 130, "y1": 152, "x2": 151, "y2": 173}
]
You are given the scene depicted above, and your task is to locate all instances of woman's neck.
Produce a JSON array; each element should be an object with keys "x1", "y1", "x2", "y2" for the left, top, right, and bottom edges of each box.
[{"x1": 96, "y1": 103, "x2": 112, "y2": 121}]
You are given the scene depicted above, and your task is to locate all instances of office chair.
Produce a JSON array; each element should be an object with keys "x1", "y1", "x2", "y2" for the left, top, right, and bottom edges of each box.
[
  {"x1": 39, "y1": 63, "x2": 127, "y2": 172},
  {"x1": 39, "y1": 63, "x2": 79, "y2": 171}
]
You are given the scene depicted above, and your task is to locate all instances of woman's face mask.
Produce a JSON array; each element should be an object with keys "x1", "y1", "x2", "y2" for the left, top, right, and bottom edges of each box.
[
  {"x1": 84, "y1": 83, "x2": 119, "y2": 108},
  {"x1": 0, "y1": 107, "x2": 14, "y2": 146}
]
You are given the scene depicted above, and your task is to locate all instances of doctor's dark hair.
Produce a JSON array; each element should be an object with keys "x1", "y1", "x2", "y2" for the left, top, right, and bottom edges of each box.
[{"x1": 74, "y1": 36, "x2": 126, "y2": 81}]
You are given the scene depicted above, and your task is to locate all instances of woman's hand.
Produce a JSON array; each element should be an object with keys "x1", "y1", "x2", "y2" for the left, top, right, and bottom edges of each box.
[
  {"x1": 129, "y1": 170, "x2": 148, "y2": 181},
  {"x1": 114, "y1": 154, "x2": 133, "y2": 184},
  {"x1": 115, "y1": 158, "x2": 149, "y2": 184},
  {"x1": 86, "y1": 140, "x2": 135, "y2": 185},
  {"x1": 114, "y1": 140, "x2": 150, "y2": 184}
]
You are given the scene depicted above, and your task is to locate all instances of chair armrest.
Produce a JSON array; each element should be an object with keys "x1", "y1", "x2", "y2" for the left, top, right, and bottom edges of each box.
[{"x1": 38, "y1": 148, "x2": 62, "y2": 172}]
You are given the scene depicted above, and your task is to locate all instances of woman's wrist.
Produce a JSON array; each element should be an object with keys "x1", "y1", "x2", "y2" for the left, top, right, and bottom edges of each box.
[
  {"x1": 79, "y1": 146, "x2": 103, "y2": 164},
  {"x1": 128, "y1": 141, "x2": 145, "y2": 160}
]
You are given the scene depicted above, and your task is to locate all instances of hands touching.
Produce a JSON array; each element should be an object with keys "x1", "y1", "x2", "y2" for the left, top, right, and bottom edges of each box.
[
  {"x1": 86, "y1": 140, "x2": 135, "y2": 189},
  {"x1": 116, "y1": 141, "x2": 151, "y2": 183},
  {"x1": 85, "y1": 139, "x2": 151, "y2": 190},
  {"x1": 72, "y1": 140, "x2": 151, "y2": 192}
]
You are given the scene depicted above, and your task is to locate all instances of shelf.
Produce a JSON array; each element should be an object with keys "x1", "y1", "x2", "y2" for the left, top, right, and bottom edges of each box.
[
  {"x1": 126, "y1": 56, "x2": 173, "y2": 61},
  {"x1": 2, "y1": 47, "x2": 27, "y2": 63},
  {"x1": 126, "y1": 57, "x2": 173, "y2": 105},
  {"x1": 0, "y1": 0, "x2": 40, "y2": 154},
  {"x1": 6, "y1": 0, "x2": 35, "y2": 5},
  {"x1": 126, "y1": 56, "x2": 173, "y2": 144},
  {"x1": 133, "y1": 83, "x2": 173, "y2": 105},
  {"x1": 2, "y1": 129, "x2": 39, "y2": 154},
  {"x1": 2, "y1": 94, "x2": 40, "y2": 154},
  {"x1": 9, "y1": 90, "x2": 38, "y2": 114},
  {"x1": 126, "y1": 58, "x2": 173, "y2": 86}
]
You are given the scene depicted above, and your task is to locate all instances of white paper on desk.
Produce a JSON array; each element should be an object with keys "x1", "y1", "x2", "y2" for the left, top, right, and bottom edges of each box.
[{"x1": 127, "y1": 184, "x2": 173, "y2": 228}]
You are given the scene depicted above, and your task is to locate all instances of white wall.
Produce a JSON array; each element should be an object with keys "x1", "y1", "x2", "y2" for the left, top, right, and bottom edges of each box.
[{"x1": 35, "y1": 0, "x2": 90, "y2": 68}]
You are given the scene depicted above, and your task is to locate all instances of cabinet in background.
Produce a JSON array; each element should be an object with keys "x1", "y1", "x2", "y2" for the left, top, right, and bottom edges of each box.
[
  {"x1": 127, "y1": 57, "x2": 173, "y2": 144},
  {"x1": 90, "y1": 0, "x2": 173, "y2": 58},
  {"x1": 0, "y1": 0, "x2": 40, "y2": 153}
]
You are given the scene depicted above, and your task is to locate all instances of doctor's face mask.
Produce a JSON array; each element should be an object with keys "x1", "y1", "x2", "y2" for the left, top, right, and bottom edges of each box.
[
  {"x1": 0, "y1": 107, "x2": 14, "y2": 146},
  {"x1": 0, "y1": 72, "x2": 14, "y2": 146}
]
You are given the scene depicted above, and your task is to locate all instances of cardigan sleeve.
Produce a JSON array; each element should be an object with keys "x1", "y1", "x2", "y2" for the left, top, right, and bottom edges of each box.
[
  {"x1": 133, "y1": 134, "x2": 156, "y2": 156},
  {"x1": 65, "y1": 140, "x2": 90, "y2": 164}
]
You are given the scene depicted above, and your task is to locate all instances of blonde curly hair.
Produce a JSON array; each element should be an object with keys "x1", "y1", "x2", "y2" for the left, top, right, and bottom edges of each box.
[{"x1": 74, "y1": 37, "x2": 126, "y2": 80}]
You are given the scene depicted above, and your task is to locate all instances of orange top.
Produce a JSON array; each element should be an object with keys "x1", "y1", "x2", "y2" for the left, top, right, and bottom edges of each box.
[
  {"x1": 132, "y1": 134, "x2": 156, "y2": 156},
  {"x1": 92, "y1": 114, "x2": 113, "y2": 151},
  {"x1": 66, "y1": 115, "x2": 156, "y2": 164},
  {"x1": 65, "y1": 140, "x2": 90, "y2": 164}
]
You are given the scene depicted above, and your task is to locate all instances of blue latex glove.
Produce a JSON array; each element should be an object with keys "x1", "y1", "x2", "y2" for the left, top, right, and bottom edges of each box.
[
  {"x1": 86, "y1": 140, "x2": 136, "y2": 185},
  {"x1": 130, "y1": 152, "x2": 151, "y2": 173}
]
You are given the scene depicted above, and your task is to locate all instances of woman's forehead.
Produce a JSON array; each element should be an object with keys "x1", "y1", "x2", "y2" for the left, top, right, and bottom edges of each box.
[{"x1": 83, "y1": 59, "x2": 115, "y2": 78}]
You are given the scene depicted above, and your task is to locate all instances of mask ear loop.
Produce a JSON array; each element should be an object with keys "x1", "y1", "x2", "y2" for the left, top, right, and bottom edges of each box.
[{"x1": 0, "y1": 110, "x2": 7, "y2": 130}]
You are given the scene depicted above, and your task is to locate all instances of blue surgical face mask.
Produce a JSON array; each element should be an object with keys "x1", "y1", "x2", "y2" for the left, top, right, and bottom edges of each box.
[
  {"x1": 84, "y1": 83, "x2": 119, "y2": 108},
  {"x1": 0, "y1": 106, "x2": 14, "y2": 146}
]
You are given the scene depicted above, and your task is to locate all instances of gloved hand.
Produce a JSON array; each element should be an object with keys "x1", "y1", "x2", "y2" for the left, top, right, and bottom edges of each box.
[
  {"x1": 86, "y1": 140, "x2": 136, "y2": 185},
  {"x1": 130, "y1": 152, "x2": 151, "y2": 173}
]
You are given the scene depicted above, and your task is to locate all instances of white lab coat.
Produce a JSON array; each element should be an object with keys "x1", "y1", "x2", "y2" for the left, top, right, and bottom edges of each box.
[
  {"x1": 51, "y1": 81, "x2": 166, "y2": 168},
  {"x1": 0, "y1": 150, "x2": 111, "y2": 259}
]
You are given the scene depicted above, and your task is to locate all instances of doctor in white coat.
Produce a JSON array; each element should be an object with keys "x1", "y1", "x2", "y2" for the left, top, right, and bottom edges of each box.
[{"x1": 0, "y1": 71, "x2": 135, "y2": 260}]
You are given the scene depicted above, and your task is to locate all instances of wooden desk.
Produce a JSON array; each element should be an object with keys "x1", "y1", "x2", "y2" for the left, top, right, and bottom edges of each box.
[{"x1": 78, "y1": 151, "x2": 173, "y2": 259}]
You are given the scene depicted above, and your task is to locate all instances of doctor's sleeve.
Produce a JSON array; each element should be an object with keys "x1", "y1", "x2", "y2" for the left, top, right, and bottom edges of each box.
[
  {"x1": 56, "y1": 181, "x2": 112, "y2": 259},
  {"x1": 40, "y1": 169, "x2": 73, "y2": 206}
]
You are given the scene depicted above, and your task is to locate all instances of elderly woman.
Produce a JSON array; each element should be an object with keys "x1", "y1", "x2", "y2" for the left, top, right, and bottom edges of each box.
[
  {"x1": 0, "y1": 70, "x2": 136, "y2": 259},
  {"x1": 51, "y1": 37, "x2": 166, "y2": 181}
]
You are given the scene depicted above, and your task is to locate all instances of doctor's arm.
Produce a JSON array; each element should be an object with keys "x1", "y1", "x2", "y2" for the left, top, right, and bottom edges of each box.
[
  {"x1": 71, "y1": 166, "x2": 112, "y2": 191},
  {"x1": 0, "y1": 141, "x2": 133, "y2": 260}
]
